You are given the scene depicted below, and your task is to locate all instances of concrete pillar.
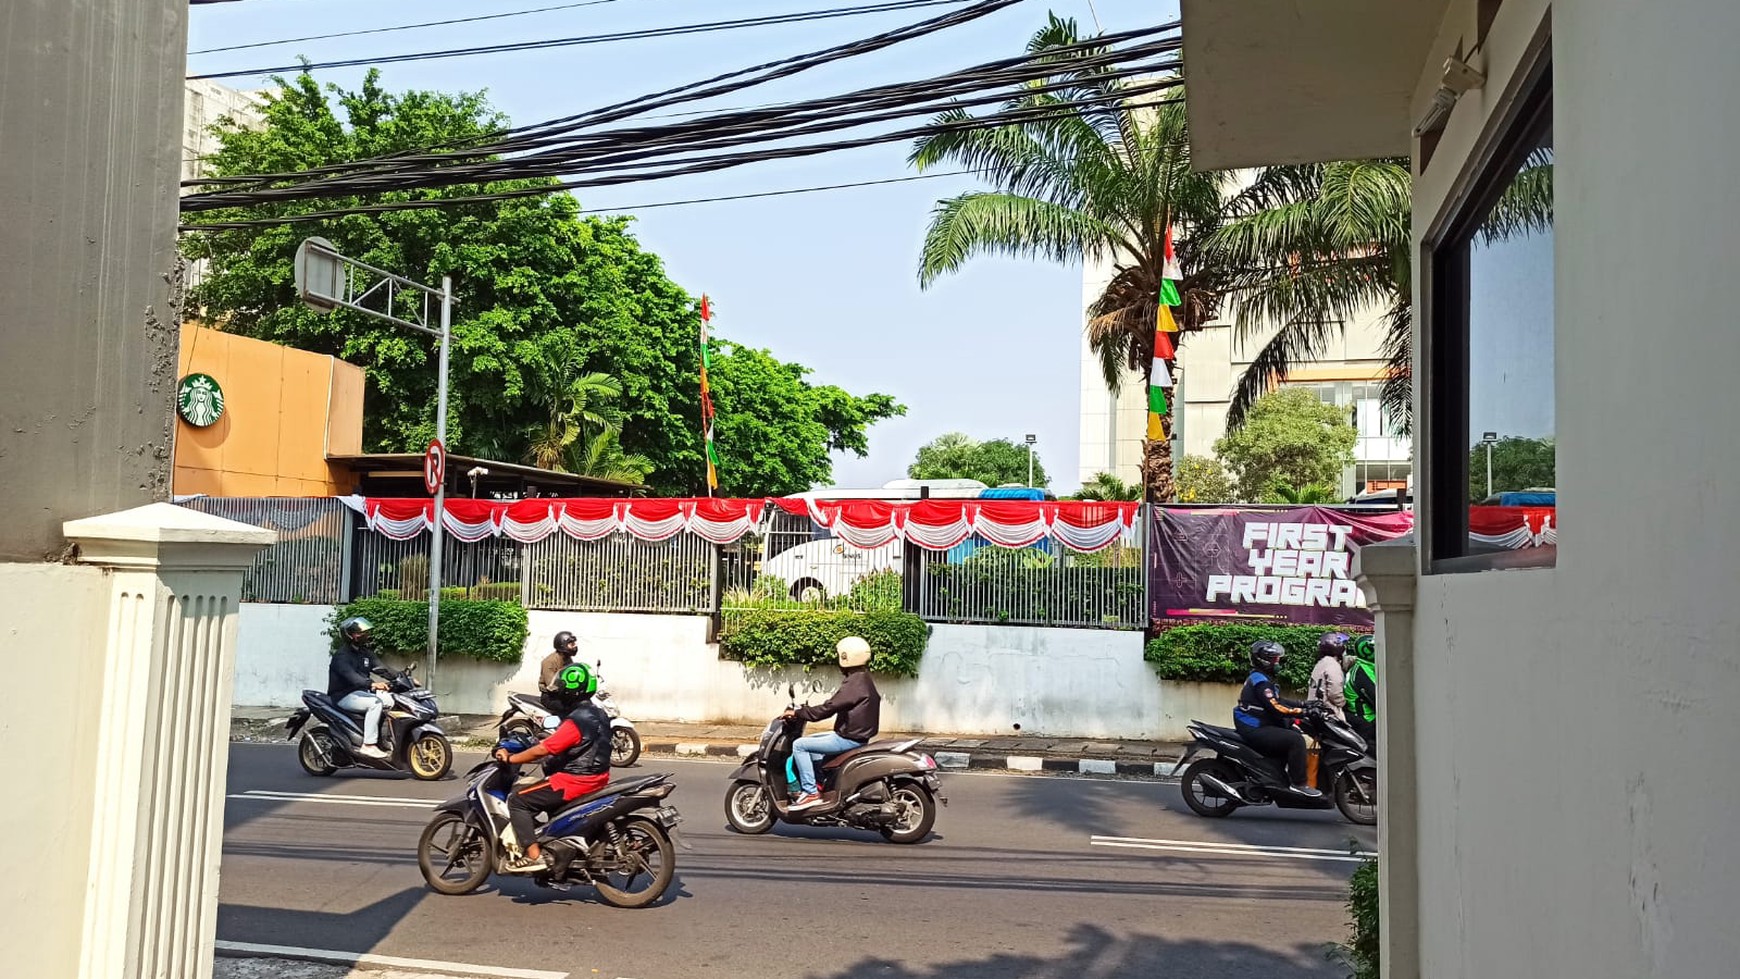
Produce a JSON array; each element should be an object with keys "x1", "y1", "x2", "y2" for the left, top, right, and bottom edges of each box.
[
  {"x1": 63, "y1": 503, "x2": 273, "y2": 979},
  {"x1": 1354, "y1": 537, "x2": 1419, "y2": 979},
  {"x1": 0, "y1": 0, "x2": 188, "y2": 561}
]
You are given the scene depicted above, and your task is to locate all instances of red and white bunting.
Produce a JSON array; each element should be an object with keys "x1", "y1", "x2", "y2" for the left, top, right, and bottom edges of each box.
[{"x1": 346, "y1": 496, "x2": 1139, "y2": 551}]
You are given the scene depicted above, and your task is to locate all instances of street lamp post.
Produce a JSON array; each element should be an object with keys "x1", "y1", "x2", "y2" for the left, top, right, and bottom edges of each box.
[
  {"x1": 296, "y1": 237, "x2": 452, "y2": 688},
  {"x1": 1024, "y1": 433, "x2": 1037, "y2": 488},
  {"x1": 1482, "y1": 431, "x2": 1499, "y2": 499}
]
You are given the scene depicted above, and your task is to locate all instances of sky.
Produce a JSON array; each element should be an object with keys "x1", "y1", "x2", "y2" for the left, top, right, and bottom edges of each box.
[{"x1": 188, "y1": 0, "x2": 1185, "y2": 494}]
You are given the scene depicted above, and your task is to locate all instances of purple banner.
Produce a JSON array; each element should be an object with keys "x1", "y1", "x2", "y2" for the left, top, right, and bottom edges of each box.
[{"x1": 1148, "y1": 506, "x2": 1414, "y2": 627}]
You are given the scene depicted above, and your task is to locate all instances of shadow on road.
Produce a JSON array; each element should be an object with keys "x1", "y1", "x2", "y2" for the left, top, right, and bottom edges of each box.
[
  {"x1": 801, "y1": 922, "x2": 1346, "y2": 979},
  {"x1": 219, "y1": 886, "x2": 426, "y2": 952}
]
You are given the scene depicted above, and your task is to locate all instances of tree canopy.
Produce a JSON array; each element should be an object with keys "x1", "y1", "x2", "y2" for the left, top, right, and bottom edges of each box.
[
  {"x1": 1213, "y1": 389, "x2": 1356, "y2": 502},
  {"x1": 1470, "y1": 436, "x2": 1556, "y2": 500},
  {"x1": 1175, "y1": 455, "x2": 1237, "y2": 504},
  {"x1": 907, "y1": 432, "x2": 1048, "y2": 488},
  {"x1": 1071, "y1": 472, "x2": 1141, "y2": 501},
  {"x1": 182, "y1": 71, "x2": 900, "y2": 497}
]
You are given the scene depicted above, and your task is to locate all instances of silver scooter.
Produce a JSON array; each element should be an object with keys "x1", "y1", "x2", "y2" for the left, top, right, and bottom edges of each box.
[{"x1": 496, "y1": 663, "x2": 641, "y2": 767}]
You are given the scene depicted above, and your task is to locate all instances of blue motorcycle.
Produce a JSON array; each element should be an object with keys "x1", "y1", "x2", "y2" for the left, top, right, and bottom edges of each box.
[{"x1": 416, "y1": 742, "x2": 685, "y2": 908}]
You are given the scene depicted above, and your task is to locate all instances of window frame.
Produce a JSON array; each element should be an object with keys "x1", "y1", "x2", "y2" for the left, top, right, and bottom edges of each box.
[{"x1": 1421, "y1": 28, "x2": 1554, "y2": 573}]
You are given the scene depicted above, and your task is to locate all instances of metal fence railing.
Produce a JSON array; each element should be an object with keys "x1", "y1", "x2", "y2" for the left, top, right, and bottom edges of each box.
[
  {"x1": 175, "y1": 496, "x2": 1150, "y2": 629},
  {"x1": 525, "y1": 532, "x2": 715, "y2": 613},
  {"x1": 177, "y1": 496, "x2": 348, "y2": 604},
  {"x1": 910, "y1": 534, "x2": 1146, "y2": 630}
]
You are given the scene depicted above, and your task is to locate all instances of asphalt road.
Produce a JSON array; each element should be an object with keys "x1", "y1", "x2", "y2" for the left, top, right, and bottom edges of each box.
[{"x1": 220, "y1": 743, "x2": 1375, "y2": 979}]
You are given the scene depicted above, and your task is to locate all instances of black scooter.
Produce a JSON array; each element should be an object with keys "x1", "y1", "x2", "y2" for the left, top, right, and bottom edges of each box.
[
  {"x1": 287, "y1": 664, "x2": 452, "y2": 781},
  {"x1": 723, "y1": 685, "x2": 945, "y2": 843},
  {"x1": 1172, "y1": 700, "x2": 1378, "y2": 825}
]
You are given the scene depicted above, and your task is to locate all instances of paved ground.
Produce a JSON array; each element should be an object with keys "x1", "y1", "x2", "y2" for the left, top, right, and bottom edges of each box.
[{"x1": 220, "y1": 743, "x2": 1373, "y2": 979}]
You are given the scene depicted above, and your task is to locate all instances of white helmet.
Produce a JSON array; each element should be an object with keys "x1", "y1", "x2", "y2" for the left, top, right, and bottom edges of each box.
[{"x1": 836, "y1": 636, "x2": 872, "y2": 669}]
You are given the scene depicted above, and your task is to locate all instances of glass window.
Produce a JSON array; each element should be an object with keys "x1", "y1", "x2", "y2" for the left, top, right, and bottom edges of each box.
[{"x1": 1427, "y1": 57, "x2": 1555, "y2": 569}]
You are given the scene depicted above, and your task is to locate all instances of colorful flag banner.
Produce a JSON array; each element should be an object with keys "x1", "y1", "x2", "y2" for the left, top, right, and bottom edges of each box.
[
  {"x1": 1146, "y1": 223, "x2": 1184, "y2": 447},
  {"x1": 700, "y1": 295, "x2": 719, "y2": 494}
]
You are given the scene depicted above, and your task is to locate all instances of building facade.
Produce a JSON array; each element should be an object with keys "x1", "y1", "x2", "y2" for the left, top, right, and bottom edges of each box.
[
  {"x1": 1077, "y1": 261, "x2": 1411, "y2": 497},
  {"x1": 1184, "y1": 0, "x2": 1740, "y2": 977}
]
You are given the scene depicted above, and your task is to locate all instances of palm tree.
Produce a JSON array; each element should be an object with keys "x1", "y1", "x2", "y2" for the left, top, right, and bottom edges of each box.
[
  {"x1": 525, "y1": 371, "x2": 622, "y2": 470},
  {"x1": 564, "y1": 426, "x2": 654, "y2": 485},
  {"x1": 1269, "y1": 481, "x2": 1339, "y2": 504},
  {"x1": 1210, "y1": 153, "x2": 1553, "y2": 432},
  {"x1": 1071, "y1": 471, "x2": 1141, "y2": 501},
  {"x1": 912, "y1": 15, "x2": 1239, "y2": 502}
]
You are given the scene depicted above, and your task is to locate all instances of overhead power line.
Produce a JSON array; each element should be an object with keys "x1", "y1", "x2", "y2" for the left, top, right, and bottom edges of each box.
[
  {"x1": 189, "y1": 0, "x2": 639, "y2": 56},
  {"x1": 188, "y1": 0, "x2": 975, "y2": 80}
]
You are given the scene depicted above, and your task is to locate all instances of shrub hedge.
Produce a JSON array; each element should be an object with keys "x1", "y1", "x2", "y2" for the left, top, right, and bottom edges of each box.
[
  {"x1": 377, "y1": 583, "x2": 523, "y2": 603},
  {"x1": 720, "y1": 609, "x2": 928, "y2": 678},
  {"x1": 1144, "y1": 622, "x2": 1370, "y2": 689},
  {"x1": 328, "y1": 597, "x2": 529, "y2": 664},
  {"x1": 1337, "y1": 858, "x2": 1380, "y2": 979}
]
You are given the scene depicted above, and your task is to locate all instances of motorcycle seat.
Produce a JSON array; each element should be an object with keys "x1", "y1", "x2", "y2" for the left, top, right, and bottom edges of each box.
[
  {"x1": 508, "y1": 692, "x2": 546, "y2": 711},
  {"x1": 821, "y1": 741, "x2": 902, "y2": 770},
  {"x1": 1195, "y1": 722, "x2": 1251, "y2": 745},
  {"x1": 541, "y1": 774, "x2": 665, "y2": 825}
]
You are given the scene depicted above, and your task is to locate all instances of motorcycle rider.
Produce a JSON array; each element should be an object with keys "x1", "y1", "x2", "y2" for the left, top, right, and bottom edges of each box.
[
  {"x1": 493, "y1": 662, "x2": 612, "y2": 874},
  {"x1": 783, "y1": 636, "x2": 880, "y2": 811},
  {"x1": 538, "y1": 631, "x2": 580, "y2": 713},
  {"x1": 1233, "y1": 639, "x2": 1321, "y2": 797},
  {"x1": 1309, "y1": 632, "x2": 1351, "y2": 721},
  {"x1": 329, "y1": 616, "x2": 392, "y2": 759},
  {"x1": 1344, "y1": 636, "x2": 1379, "y2": 753}
]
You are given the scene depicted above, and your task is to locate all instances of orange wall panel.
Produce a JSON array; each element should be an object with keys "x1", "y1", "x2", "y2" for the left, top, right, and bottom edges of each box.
[{"x1": 326, "y1": 360, "x2": 365, "y2": 456}]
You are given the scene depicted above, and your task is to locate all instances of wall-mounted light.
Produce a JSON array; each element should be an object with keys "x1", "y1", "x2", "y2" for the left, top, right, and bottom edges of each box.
[{"x1": 1413, "y1": 56, "x2": 1487, "y2": 137}]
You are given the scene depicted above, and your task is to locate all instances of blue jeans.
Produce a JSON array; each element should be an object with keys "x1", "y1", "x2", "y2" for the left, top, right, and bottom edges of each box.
[{"x1": 791, "y1": 732, "x2": 862, "y2": 794}]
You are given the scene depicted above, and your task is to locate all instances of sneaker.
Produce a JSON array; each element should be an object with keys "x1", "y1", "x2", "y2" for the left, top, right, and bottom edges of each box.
[
  {"x1": 1290, "y1": 784, "x2": 1323, "y2": 798},
  {"x1": 356, "y1": 744, "x2": 389, "y2": 760},
  {"x1": 789, "y1": 791, "x2": 824, "y2": 811},
  {"x1": 501, "y1": 854, "x2": 549, "y2": 875}
]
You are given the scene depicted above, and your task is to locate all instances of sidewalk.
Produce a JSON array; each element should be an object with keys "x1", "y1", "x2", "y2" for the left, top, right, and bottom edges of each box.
[{"x1": 231, "y1": 707, "x2": 1189, "y2": 778}]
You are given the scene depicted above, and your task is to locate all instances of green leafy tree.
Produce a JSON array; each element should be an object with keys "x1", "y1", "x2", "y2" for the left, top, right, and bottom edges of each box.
[
  {"x1": 182, "y1": 71, "x2": 898, "y2": 496},
  {"x1": 1214, "y1": 389, "x2": 1356, "y2": 501},
  {"x1": 1071, "y1": 472, "x2": 1141, "y2": 501},
  {"x1": 1469, "y1": 435, "x2": 1556, "y2": 500},
  {"x1": 1175, "y1": 455, "x2": 1237, "y2": 504},
  {"x1": 707, "y1": 343, "x2": 904, "y2": 497},
  {"x1": 1268, "y1": 482, "x2": 1340, "y2": 504},
  {"x1": 907, "y1": 432, "x2": 1048, "y2": 488}
]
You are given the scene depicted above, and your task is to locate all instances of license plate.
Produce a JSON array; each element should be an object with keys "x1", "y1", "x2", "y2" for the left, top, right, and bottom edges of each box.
[{"x1": 655, "y1": 806, "x2": 684, "y2": 828}]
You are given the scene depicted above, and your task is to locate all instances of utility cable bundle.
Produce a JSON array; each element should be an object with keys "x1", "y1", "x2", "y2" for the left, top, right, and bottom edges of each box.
[{"x1": 180, "y1": 0, "x2": 1183, "y2": 230}]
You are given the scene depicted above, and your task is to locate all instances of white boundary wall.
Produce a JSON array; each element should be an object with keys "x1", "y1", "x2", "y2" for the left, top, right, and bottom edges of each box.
[{"x1": 234, "y1": 604, "x2": 1237, "y2": 740}]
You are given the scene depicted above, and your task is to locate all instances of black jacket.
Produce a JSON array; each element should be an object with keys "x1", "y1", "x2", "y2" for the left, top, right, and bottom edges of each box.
[
  {"x1": 547, "y1": 701, "x2": 613, "y2": 778},
  {"x1": 328, "y1": 645, "x2": 384, "y2": 699},
  {"x1": 793, "y1": 669, "x2": 881, "y2": 743}
]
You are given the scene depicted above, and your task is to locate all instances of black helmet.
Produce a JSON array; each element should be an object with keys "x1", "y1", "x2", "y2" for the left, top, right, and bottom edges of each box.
[
  {"x1": 340, "y1": 616, "x2": 376, "y2": 649},
  {"x1": 1249, "y1": 639, "x2": 1285, "y2": 673},
  {"x1": 553, "y1": 631, "x2": 578, "y2": 656},
  {"x1": 1318, "y1": 632, "x2": 1350, "y2": 658}
]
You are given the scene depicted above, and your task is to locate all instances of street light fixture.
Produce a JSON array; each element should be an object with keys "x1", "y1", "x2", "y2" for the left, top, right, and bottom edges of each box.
[
  {"x1": 296, "y1": 237, "x2": 453, "y2": 688},
  {"x1": 1482, "y1": 431, "x2": 1500, "y2": 500},
  {"x1": 1024, "y1": 433, "x2": 1037, "y2": 488}
]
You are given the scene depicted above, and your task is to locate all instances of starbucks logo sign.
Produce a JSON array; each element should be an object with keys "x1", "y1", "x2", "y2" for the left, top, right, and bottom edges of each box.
[{"x1": 177, "y1": 373, "x2": 225, "y2": 427}]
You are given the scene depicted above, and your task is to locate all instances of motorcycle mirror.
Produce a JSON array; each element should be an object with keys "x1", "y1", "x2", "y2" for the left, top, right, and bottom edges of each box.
[{"x1": 406, "y1": 663, "x2": 417, "y2": 674}]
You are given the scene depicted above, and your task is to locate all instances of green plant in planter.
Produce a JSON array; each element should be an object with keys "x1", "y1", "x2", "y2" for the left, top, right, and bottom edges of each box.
[
  {"x1": 327, "y1": 597, "x2": 528, "y2": 664},
  {"x1": 1144, "y1": 622, "x2": 1370, "y2": 690},
  {"x1": 720, "y1": 609, "x2": 927, "y2": 677}
]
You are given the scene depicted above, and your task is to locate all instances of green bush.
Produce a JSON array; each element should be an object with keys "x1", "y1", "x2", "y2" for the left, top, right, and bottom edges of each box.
[
  {"x1": 376, "y1": 583, "x2": 523, "y2": 603},
  {"x1": 329, "y1": 597, "x2": 529, "y2": 664},
  {"x1": 1144, "y1": 622, "x2": 1370, "y2": 689},
  {"x1": 1336, "y1": 858, "x2": 1380, "y2": 979},
  {"x1": 844, "y1": 569, "x2": 903, "y2": 611},
  {"x1": 720, "y1": 609, "x2": 928, "y2": 678}
]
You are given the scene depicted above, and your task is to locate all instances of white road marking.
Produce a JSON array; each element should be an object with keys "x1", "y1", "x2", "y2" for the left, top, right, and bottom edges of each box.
[
  {"x1": 214, "y1": 939, "x2": 568, "y2": 978},
  {"x1": 1090, "y1": 835, "x2": 1375, "y2": 863},
  {"x1": 228, "y1": 789, "x2": 435, "y2": 809}
]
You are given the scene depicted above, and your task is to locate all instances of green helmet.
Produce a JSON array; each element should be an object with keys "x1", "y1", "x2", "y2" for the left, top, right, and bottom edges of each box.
[{"x1": 553, "y1": 662, "x2": 598, "y2": 697}]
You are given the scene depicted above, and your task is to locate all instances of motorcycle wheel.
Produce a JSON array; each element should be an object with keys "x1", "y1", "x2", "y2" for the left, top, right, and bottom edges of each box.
[
  {"x1": 610, "y1": 728, "x2": 642, "y2": 768},
  {"x1": 723, "y1": 781, "x2": 776, "y2": 834},
  {"x1": 500, "y1": 720, "x2": 538, "y2": 744},
  {"x1": 879, "y1": 783, "x2": 937, "y2": 844},
  {"x1": 593, "y1": 817, "x2": 675, "y2": 909},
  {"x1": 1180, "y1": 758, "x2": 1244, "y2": 818},
  {"x1": 408, "y1": 733, "x2": 453, "y2": 781},
  {"x1": 1334, "y1": 768, "x2": 1379, "y2": 826},
  {"x1": 417, "y1": 814, "x2": 492, "y2": 895},
  {"x1": 297, "y1": 730, "x2": 338, "y2": 776}
]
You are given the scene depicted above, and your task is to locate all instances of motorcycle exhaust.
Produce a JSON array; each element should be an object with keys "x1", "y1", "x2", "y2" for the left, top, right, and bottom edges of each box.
[{"x1": 1199, "y1": 773, "x2": 1252, "y2": 803}]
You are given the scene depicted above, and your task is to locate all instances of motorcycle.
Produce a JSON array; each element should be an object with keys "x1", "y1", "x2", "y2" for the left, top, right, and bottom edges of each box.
[
  {"x1": 723, "y1": 685, "x2": 945, "y2": 843},
  {"x1": 1171, "y1": 700, "x2": 1378, "y2": 825},
  {"x1": 496, "y1": 664, "x2": 641, "y2": 767},
  {"x1": 286, "y1": 663, "x2": 452, "y2": 781},
  {"x1": 415, "y1": 739, "x2": 685, "y2": 908}
]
